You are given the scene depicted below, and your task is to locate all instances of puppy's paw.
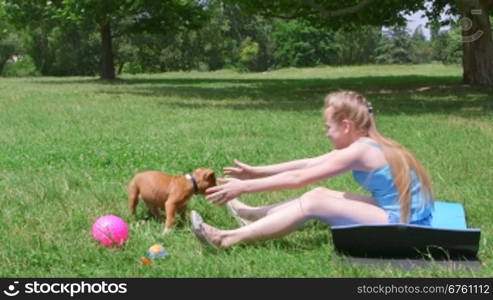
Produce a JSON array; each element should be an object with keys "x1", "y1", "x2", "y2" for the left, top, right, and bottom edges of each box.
[{"x1": 163, "y1": 227, "x2": 173, "y2": 235}]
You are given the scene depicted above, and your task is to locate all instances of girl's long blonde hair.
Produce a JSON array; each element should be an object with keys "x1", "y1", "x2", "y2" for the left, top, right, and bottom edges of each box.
[{"x1": 324, "y1": 91, "x2": 433, "y2": 223}]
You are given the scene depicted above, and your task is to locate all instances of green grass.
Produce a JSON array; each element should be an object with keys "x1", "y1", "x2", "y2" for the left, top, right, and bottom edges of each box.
[{"x1": 0, "y1": 64, "x2": 492, "y2": 277}]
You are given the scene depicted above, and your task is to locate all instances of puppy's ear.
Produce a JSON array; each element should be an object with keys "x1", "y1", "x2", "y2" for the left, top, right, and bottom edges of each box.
[{"x1": 206, "y1": 169, "x2": 216, "y2": 185}]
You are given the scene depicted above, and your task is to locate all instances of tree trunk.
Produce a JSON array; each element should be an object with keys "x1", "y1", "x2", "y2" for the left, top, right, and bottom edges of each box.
[
  {"x1": 117, "y1": 62, "x2": 125, "y2": 75},
  {"x1": 0, "y1": 58, "x2": 7, "y2": 76},
  {"x1": 459, "y1": 0, "x2": 493, "y2": 86},
  {"x1": 100, "y1": 21, "x2": 116, "y2": 80}
]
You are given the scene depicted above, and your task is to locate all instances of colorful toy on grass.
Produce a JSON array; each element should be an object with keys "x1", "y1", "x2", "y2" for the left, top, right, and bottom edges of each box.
[
  {"x1": 92, "y1": 215, "x2": 129, "y2": 248},
  {"x1": 140, "y1": 244, "x2": 168, "y2": 265},
  {"x1": 147, "y1": 243, "x2": 168, "y2": 259}
]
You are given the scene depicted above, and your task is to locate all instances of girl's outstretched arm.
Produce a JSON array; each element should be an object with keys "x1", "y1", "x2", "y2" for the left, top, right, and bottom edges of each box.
[
  {"x1": 208, "y1": 146, "x2": 361, "y2": 205},
  {"x1": 225, "y1": 152, "x2": 335, "y2": 179}
]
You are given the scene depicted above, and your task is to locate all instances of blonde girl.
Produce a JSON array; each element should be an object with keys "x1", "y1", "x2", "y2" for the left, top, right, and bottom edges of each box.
[{"x1": 191, "y1": 91, "x2": 434, "y2": 248}]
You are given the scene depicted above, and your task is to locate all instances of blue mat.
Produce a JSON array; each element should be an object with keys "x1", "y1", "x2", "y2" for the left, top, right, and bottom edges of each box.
[
  {"x1": 331, "y1": 201, "x2": 481, "y2": 259},
  {"x1": 430, "y1": 201, "x2": 467, "y2": 229}
]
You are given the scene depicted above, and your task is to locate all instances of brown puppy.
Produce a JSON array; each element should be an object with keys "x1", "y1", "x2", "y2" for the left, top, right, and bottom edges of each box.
[{"x1": 128, "y1": 168, "x2": 216, "y2": 233}]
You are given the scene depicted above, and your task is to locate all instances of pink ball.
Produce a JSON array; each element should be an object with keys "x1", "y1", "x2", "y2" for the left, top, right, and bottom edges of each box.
[{"x1": 92, "y1": 215, "x2": 129, "y2": 247}]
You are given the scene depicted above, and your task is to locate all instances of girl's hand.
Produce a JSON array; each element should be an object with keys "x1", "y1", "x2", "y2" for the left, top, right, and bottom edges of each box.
[
  {"x1": 223, "y1": 159, "x2": 257, "y2": 180},
  {"x1": 206, "y1": 178, "x2": 245, "y2": 205}
]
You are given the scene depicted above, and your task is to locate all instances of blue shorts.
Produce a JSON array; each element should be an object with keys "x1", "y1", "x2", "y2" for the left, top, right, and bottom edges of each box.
[{"x1": 387, "y1": 212, "x2": 433, "y2": 226}]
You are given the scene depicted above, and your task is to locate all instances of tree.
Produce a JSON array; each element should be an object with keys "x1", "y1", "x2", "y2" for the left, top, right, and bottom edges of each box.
[
  {"x1": 454, "y1": 0, "x2": 492, "y2": 85},
  {"x1": 376, "y1": 27, "x2": 413, "y2": 64},
  {"x1": 229, "y1": 0, "x2": 424, "y2": 29},
  {"x1": 3, "y1": 1, "x2": 75, "y2": 75},
  {"x1": 111, "y1": 1, "x2": 276, "y2": 74},
  {"x1": 4, "y1": 0, "x2": 208, "y2": 79},
  {"x1": 228, "y1": 0, "x2": 493, "y2": 86},
  {"x1": 409, "y1": 25, "x2": 433, "y2": 64},
  {"x1": 218, "y1": 3, "x2": 276, "y2": 71},
  {"x1": 426, "y1": 0, "x2": 493, "y2": 84},
  {"x1": 332, "y1": 26, "x2": 382, "y2": 65},
  {"x1": 431, "y1": 24, "x2": 463, "y2": 64},
  {"x1": 272, "y1": 20, "x2": 339, "y2": 67},
  {"x1": 0, "y1": 1, "x2": 21, "y2": 75},
  {"x1": 0, "y1": 34, "x2": 20, "y2": 75}
]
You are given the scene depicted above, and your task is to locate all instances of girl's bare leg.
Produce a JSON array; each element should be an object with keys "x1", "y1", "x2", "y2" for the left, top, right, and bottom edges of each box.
[
  {"x1": 200, "y1": 187, "x2": 388, "y2": 248},
  {"x1": 228, "y1": 189, "x2": 376, "y2": 221}
]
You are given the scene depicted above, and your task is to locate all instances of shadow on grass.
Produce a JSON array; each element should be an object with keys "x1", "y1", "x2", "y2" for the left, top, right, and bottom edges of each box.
[{"x1": 34, "y1": 75, "x2": 493, "y2": 117}]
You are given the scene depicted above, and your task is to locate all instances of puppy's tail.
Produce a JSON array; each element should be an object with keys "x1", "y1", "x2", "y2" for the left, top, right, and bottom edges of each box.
[{"x1": 128, "y1": 177, "x2": 140, "y2": 216}]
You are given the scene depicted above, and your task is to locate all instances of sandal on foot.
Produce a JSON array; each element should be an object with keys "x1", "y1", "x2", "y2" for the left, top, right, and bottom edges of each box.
[
  {"x1": 225, "y1": 202, "x2": 251, "y2": 227},
  {"x1": 190, "y1": 210, "x2": 218, "y2": 249}
]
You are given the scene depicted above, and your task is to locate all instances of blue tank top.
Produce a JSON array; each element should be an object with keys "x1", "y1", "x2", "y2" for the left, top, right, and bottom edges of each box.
[{"x1": 352, "y1": 140, "x2": 433, "y2": 223}]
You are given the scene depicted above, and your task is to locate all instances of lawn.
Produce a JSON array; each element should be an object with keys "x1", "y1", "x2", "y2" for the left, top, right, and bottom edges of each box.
[{"x1": 0, "y1": 64, "x2": 491, "y2": 277}]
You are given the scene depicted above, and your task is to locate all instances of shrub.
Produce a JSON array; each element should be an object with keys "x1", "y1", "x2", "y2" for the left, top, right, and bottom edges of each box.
[{"x1": 3, "y1": 55, "x2": 39, "y2": 77}]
